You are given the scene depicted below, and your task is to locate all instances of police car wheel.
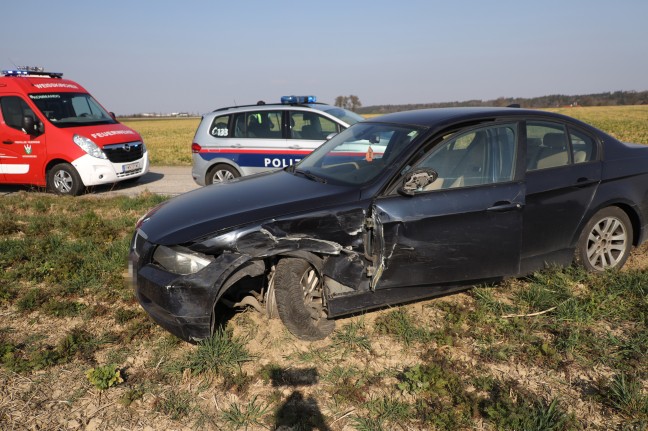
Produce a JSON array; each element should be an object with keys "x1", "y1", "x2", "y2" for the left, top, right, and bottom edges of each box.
[
  {"x1": 207, "y1": 164, "x2": 240, "y2": 185},
  {"x1": 48, "y1": 163, "x2": 84, "y2": 196},
  {"x1": 274, "y1": 258, "x2": 335, "y2": 341}
]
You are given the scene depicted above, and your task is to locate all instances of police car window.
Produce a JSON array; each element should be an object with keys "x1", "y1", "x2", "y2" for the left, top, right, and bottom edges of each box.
[
  {"x1": 0, "y1": 97, "x2": 36, "y2": 131},
  {"x1": 290, "y1": 112, "x2": 338, "y2": 140},
  {"x1": 234, "y1": 111, "x2": 282, "y2": 139},
  {"x1": 209, "y1": 115, "x2": 231, "y2": 137}
]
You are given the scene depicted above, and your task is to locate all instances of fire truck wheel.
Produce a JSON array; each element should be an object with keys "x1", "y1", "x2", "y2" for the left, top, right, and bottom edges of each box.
[{"x1": 48, "y1": 163, "x2": 84, "y2": 196}]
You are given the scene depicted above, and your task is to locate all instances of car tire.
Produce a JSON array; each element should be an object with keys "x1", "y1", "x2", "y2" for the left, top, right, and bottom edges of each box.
[
  {"x1": 47, "y1": 163, "x2": 84, "y2": 196},
  {"x1": 206, "y1": 164, "x2": 240, "y2": 185},
  {"x1": 274, "y1": 258, "x2": 335, "y2": 341},
  {"x1": 575, "y1": 206, "x2": 633, "y2": 272}
]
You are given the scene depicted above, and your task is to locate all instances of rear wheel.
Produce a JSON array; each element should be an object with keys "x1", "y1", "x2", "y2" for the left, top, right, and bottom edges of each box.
[
  {"x1": 206, "y1": 164, "x2": 240, "y2": 185},
  {"x1": 575, "y1": 207, "x2": 633, "y2": 271},
  {"x1": 274, "y1": 258, "x2": 335, "y2": 341},
  {"x1": 47, "y1": 163, "x2": 84, "y2": 196}
]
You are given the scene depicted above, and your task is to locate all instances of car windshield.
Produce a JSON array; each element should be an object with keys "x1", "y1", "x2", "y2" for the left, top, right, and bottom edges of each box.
[
  {"x1": 293, "y1": 122, "x2": 423, "y2": 186},
  {"x1": 312, "y1": 105, "x2": 364, "y2": 125},
  {"x1": 28, "y1": 92, "x2": 117, "y2": 128}
]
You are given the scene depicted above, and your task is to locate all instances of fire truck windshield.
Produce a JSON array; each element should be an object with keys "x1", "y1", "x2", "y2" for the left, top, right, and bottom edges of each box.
[{"x1": 29, "y1": 92, "x2": 117, "y2": 128}]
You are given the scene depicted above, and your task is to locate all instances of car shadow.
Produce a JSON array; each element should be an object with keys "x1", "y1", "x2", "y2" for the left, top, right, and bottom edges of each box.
[
  {"x1": 0, "y1": 171, "x2": 166, "y2": 197},
  {"x1": 271, "y1": 367, "x2": 331, "y2": 431}
]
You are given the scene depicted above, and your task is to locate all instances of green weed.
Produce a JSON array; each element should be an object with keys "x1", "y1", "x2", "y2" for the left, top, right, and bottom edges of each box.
[
  {"x1": 86, "y1": 364, "x2": 124, "y2": 390},
  {"x1": 375, "y1": 308, "x2": 432, "y2": 346},
  {"x1": 184, "y1": 327, "x2": 251, "y2": 376},
  {"x1": 220, "y1": 395, "x2": 270, "y2": 430},
  {"x1": 154, "y1": 389, "x2": 193, "y2": 420},
  {"x1": 600, "y1": 373, "x2": 648, "y2": 420}
]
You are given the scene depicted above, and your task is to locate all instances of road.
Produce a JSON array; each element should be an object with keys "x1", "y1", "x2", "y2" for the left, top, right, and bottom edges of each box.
[{"x1": 0, "y1": 166, "x2": 200, "y2": 197}]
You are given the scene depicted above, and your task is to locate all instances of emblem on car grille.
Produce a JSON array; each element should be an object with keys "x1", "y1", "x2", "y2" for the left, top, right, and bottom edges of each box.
[{"x1": 123, "y1": 143, "x2": 131, "y2": 152}]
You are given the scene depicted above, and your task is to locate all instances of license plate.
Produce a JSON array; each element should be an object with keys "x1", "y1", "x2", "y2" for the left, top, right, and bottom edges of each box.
[{"x1": 122, "y1": 162, "x2": 141, "y2": 173}]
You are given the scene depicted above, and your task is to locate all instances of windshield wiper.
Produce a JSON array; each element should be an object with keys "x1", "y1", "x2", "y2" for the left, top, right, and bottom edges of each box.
[{"x1": 293, "y1": 168, "x2": 327, "y2": 184}]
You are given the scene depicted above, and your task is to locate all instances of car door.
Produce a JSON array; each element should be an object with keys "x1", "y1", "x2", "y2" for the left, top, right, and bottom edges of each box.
[
  {"x1": 370, "y1": 122, "x2": 524, "y2": 289},
  {"x1": 0, "y1": 96, "x2": 46, "y2": 184},
  {"x1": 521, "y1": 121, "x2": 601, "y2": 270}
]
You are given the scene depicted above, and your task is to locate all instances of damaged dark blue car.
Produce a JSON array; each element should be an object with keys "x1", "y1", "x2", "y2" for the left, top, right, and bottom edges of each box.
[{"x1": 129, "y1": 107, "x2": 648, "y2": 342}]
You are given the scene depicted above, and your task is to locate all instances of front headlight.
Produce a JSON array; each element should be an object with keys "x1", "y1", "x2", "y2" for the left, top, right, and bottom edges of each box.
[
  {"x1": 153, "y1": 245, "x2": 213, "y2": 275},
  {"x1": 73, "y1": 134, "x2": 107, "y2": 159}
]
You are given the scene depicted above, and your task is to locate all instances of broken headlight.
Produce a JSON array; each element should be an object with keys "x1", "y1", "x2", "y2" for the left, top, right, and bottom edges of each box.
[{"x1": 153, "y1": 245, "x2": 214, "y2": 275}]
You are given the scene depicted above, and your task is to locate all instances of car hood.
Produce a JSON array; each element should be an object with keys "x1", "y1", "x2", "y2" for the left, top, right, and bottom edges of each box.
[{"x1": 139, "y1": 170, "x2": 361, "y2": 245}]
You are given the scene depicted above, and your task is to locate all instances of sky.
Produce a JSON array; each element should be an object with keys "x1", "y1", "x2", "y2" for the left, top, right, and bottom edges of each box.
[{"x1": 2, "y1": 0, "x2": 647, "y2": 115}]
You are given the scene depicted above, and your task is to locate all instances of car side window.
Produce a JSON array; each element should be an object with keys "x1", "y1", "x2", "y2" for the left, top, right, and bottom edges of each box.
[
  {"x1": 0, "y1": 96, "x2": 36, "y2": 131},
  {"x1": 416, "y1": 123, "x2": 517, "y2": 191},
  {"x1": 233, "y1": 111, "x2": 282, "y2": 139},
  {"x1": 209, "y1": 114, "x2": 231, "y2": 137},
  {"x1": 526, "y1": 122, "x2": 569, "y2": 170},
  {"x1": 289, "y1": 111, "x2": 339, "y2": 140},
  {"x1": 569, "y1": 128, "x2": 597, "y2": 163}
]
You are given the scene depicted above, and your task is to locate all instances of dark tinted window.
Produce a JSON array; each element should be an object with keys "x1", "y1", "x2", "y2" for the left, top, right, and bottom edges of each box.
[
  {"x1": 0, "y1": 96, "x2": 35, "y2": 130},
  {"x1": 233, "y1": 111, "x2": 282, "y2": 139}
]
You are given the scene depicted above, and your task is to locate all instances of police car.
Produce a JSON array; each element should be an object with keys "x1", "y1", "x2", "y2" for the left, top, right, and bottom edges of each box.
[{"x1": 191, "y1": 96, "x2": 363, "y2": 185}]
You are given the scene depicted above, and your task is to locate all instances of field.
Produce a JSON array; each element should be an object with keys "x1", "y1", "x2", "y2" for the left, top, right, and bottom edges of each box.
[
  {"x1": 1, "y1": 107, "x2": 647, "y2": 430},
  {"x1": 123, "y1": 106, "x2": 648, "y2": 168}
]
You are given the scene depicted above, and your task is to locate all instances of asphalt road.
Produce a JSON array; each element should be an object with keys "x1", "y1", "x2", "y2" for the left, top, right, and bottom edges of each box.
[{"x1": 0, "y1": 166, "x2": 200, "y2": 198}]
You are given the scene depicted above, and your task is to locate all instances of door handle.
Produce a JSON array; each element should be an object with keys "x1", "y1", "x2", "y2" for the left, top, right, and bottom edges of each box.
[
  {"x1": 230, "y1": 143, "x2": 242, "y2": 148},
  {"x1": 2, "y1": 140, "x2": 13, "y2": 145},
  {"x1": 487, "y1": 201, "x2": 523, "y2": 212},
  {"x1": 574, "y1": 177, "x2": 598, "y2": 187},
  {"x1": 289, "y1": 145, "x2": 301, "y2": 149}
]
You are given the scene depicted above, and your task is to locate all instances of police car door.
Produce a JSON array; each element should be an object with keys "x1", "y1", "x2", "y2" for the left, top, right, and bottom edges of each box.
[
  {"x1": 288, "y1": 111, "x2": 341, "y2": 159},
  {"x1": 230, "y1": 110, "x2": 292, "y2": 174},
  {"x1": 0, "y1": 96, "x2": 46, "y2": 184}
]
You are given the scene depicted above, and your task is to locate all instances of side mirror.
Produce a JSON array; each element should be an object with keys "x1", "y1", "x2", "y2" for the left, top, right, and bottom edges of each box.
[
  {"x1": 399, "y1": 168, "x2": 439, "y2": 196},
  {"x1": 110, "y1": 112, "x2": 117, "y2": 120},
  {"x1": 325, "y1": 132, "x2": 337, "y2": 141}
]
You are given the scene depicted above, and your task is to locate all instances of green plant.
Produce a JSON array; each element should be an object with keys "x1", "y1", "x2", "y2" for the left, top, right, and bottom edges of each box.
[
  {"x1": 332, "y1": 319, "x2": 371, "y2": 352},
  {"x1": 220, "y1": 395, "x2": 270, "y2": 430},
  {"x1": 375, "y1": 308, "x2": 432, "y2": 346},
  {"x1": 600, "y1": 373, "x2": 648, "y2": 420},
  {"x1": 86, "y1": 364, "x2": 124, "y2": 390},
  {"x1": 154, "y1": 389, "x2": 193, "y2": 420},
  {"x1": 184, "y1": 327, "x2": 251, "y2": 376}
]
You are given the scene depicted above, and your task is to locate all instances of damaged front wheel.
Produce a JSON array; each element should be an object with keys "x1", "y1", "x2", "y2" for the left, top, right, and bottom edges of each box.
[{"x1": 274, "y1": 258, "x2": 335, "y2": 341}]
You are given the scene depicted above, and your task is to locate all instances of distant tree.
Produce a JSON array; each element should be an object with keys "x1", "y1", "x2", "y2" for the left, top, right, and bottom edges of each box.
[{"x1": 334, "y1": 95, "x2": 363, "y2": 111}]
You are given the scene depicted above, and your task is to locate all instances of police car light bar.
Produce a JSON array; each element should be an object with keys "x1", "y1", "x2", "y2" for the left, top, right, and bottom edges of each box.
[
  {"x1": 2, "y1": 68, "x2": 63, "y2": 78},
  {"x1": 281, "y1": 95, "x2": 316, "y2": 104}
]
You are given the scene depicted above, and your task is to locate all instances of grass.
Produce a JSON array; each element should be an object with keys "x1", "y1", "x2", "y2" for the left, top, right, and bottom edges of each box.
[
  {"x1": 0, "y1": 107, "x2": 647, "y2": 429},
  {"x1": 122, "y1": 117, "x2": 199, "y2": 166}
]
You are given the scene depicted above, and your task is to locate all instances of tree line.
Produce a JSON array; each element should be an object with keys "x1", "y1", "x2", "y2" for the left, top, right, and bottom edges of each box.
[{"x1": 355, "y1": 90, "x2": 648, "y2": 115}]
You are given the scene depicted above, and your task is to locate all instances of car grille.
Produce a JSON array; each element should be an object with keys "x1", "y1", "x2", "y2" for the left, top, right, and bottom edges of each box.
[{"x1": 103, "y1": 141, "x2": 144, "y2": 163}]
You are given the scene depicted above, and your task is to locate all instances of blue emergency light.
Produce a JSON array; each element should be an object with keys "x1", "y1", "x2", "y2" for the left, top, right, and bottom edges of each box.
[
  {"x1": 2, "y1": 68, "x2": 63, "y2": 78},
  {"x1": 281, "y1": 95, "x2": 317, "y2": 104}
]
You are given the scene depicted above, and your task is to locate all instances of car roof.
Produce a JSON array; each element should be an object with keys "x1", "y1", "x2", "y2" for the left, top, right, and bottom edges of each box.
[
  {"x1": 207, "y1": 102, "x2": 332, "y2": 116},
  {"x1": 367, "y1": 106, "x2": 581, "y2": 129}
]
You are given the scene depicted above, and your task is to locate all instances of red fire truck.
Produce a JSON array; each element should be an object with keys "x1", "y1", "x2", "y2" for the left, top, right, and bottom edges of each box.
[{"x1": 0, "y1": 67, "x2": 149, "y2": 195}]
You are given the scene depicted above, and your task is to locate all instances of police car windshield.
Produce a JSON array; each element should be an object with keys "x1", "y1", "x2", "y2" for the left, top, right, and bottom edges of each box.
[
  {"x1": 294, "y1": 122, "x2": 422, "y2": 186},
  {"x1": 29, "y1": 92, "x2": 117, "y2": 128},
  {"x1": 311, "y1": 105, "x2": 364, "y2": 125}
]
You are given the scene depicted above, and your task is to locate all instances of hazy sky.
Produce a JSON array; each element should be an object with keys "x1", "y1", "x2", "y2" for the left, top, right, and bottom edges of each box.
[{"x1": 3, "y1": 1, "x2": 647, "y2": 115}]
